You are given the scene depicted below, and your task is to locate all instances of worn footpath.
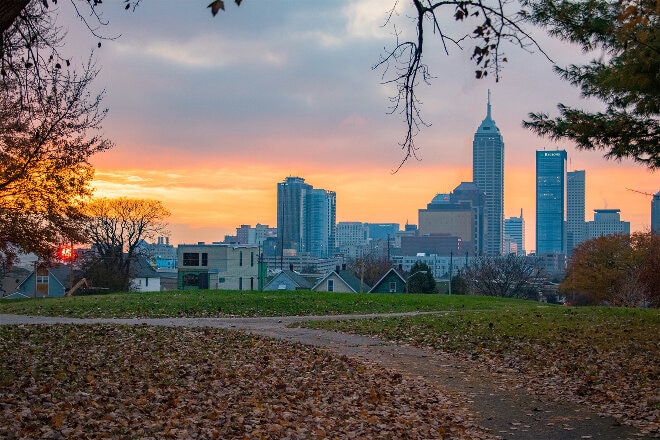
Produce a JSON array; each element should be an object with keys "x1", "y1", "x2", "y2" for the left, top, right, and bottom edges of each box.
[{"x1": 0, "y1": 313, "x2": 652, "y2": 439}]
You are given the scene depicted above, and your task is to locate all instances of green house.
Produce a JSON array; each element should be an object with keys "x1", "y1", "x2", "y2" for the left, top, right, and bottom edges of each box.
[{"x1": 368, "y1": 268, "x2": 407, "y2": 293}]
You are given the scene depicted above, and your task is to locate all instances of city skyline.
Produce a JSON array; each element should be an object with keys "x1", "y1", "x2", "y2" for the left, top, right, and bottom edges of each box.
[{"x1": 49, "y1": 2, "x2": 655, "y2": 253}]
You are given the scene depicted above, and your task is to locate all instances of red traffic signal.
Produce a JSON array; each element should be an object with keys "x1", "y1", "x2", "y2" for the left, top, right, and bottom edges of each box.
[{"x1": 58, "y1": 245, "x2": 75, "y2": 261}]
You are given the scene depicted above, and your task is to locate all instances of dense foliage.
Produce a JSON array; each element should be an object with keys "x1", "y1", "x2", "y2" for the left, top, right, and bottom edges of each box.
[
  {"x1": 561, "y1": 231, "x2": 660, "y2": 307},
  {"x1": 523, "y1": 0, "x2": 659, "y2": 168},
  {"x1": 0, "y1": 1, "x2": 111, "y2": 270}
]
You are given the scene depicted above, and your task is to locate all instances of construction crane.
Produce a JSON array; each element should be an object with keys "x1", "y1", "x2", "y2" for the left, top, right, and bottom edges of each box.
[{"x1": 626, "y1": 188, "x2": 657, "y2": 197}]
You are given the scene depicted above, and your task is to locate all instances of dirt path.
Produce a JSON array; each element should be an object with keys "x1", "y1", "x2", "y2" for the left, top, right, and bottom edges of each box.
[{"x1": 0, "y1": 313, "x2": 649, "y2": 439}]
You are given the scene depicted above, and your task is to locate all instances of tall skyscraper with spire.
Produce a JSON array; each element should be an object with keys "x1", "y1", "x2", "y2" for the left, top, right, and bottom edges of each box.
[{"x1": 473, "y1": 90, "x2": 504, "y2": 256}]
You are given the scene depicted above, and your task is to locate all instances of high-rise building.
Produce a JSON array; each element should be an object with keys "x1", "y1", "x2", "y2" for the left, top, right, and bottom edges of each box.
[
  {"x1": 473, "y1": 90, "x2": 504, "y2": 256},
  {"x1": 586, "y1": 209, "x2": 630, "y2": 238},
  {"x1": 536, "y1": 150, "x2": 567, "y2": 255},
  {"x1": 306, "y1": 188, "x2": 336, "y2": 258},
  {"x1": 652, "y1": 191, "x2": 660, "y2": 234},
  {"x1": 566, "y1": 170, "x2": 586, "y2": 254},
  {"x1": 276, "y1": 177, "x2": 336, "y2": 258},
  {"x1": 504, "y1": 210, "x2": 525, "y2": 256},
  {"x1": 277, "y1": 177, "x2": 311, "y2": 255},
  {"x1": 418, "y1": 182, "x2": 486, "y2": 256}
]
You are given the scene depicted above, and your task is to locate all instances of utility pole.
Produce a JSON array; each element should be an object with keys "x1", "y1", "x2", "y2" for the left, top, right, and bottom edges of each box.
[{"x1": 448, "y1": 251, "x2": 453, "y2": 295}]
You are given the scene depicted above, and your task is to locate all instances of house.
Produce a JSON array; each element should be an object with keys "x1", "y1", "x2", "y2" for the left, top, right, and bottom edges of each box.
[
  {"x1": 369, "y1": 268, "x2": 407, "y2": 293},
  {"x1": 130, "y1": 259, "x2": 161, "y2": 292},
  {"x1": 312, "y1": 269, "x2": 370, "y2": 293},
  {"x1": 13, "y1": 263, "x2": 74, "y2": 298},
  {"x1": 177, "y1": 243, "x2": 263, "y2": 291},
  {"x1": 263, "y1": 270, "x2": 315, "y2": 291}
]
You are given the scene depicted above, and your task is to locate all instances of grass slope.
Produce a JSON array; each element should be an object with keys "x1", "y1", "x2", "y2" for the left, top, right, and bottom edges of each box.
[{"x1": 0, "y1": 290, "x2": 524, "y2": 318}]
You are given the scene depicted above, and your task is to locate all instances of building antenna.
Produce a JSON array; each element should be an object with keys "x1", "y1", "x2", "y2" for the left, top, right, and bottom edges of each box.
[{"x1": 487, "y1": 89, "x2": 492, "y2": 119}]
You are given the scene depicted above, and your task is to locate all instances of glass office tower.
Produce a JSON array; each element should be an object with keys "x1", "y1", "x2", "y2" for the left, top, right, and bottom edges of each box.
[{"x1": 536, "y1": 150, "x2": 567, "y2": 254}]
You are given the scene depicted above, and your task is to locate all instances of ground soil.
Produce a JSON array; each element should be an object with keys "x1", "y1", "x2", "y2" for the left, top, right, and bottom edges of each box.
[{"x1": 0, "y1": 312, "x2": 653, "y2": 439}]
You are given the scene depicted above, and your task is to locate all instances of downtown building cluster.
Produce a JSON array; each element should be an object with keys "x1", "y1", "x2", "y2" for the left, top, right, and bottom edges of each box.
[
  {"x1": 177, "y1": 92, "x2": 654, "y2": 283},
  {"x1": 97, "y1": 93, "x2": 656, "y2": 294}
]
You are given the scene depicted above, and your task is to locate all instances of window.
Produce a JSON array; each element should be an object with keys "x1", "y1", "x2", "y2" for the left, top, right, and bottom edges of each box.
[
  {"x1": 327, "y1": 279, "x2": 334, "y2": 292},
  {"x1": 201, "y1": 253, "x2": 208, "y2": 266},
  {"x1": 239, "y1": 277, "x2": 243, "y2": 290},
  {"x1": 36, "y1": 276, "x2": 49, "y2": 284},
  {"x1": 250, "y1": 277, "x2": 254, "y2": 290},
  {"x1": 250, "y1": 252, "x2": 254, "y2": 267},
  {"x1": 183, "y1": 253, "x2": 199, "y2": 266},
  {"x1": 389, "y1": 281, "x2": 396, "y2": 293},
  {"x1": 182, "y1": 273, "x2": 199, "y2": 287},
  {"x1": 239, "y1": 251, "x2": 243, "y2": 266},
  {"x1": 218, "y1": 277, "x2": 226, "y2": 283}
]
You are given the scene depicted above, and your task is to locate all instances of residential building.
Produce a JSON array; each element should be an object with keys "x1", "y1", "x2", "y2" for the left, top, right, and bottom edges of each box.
[
  {"x1": 263, "y1": 270, "x2": 315, "y2": 291},
  {"x1": 306, "y1": 188, "x2": 336, "y2": 258},
  {"x1": 369, "y1": 268, "x2": 407, "y2": 293},
  {"x1": 277, "y1": 176, "x2": 336, "y2": 258},
  {"x1": 504, "y1": 210, "x2": 525, "y2": 255},
  {"x1": 585, "y1": 209, "x2": 631, "y2": 238},
  {"x1": 15, "y1": 263, "x2": 74, "y2": 298},
  {"x1": 473, "y1": 90, "x2": 504, "y2": 255},
  {"x1": 177, "y1": 243, "x2": 262, "y2": 291},
  {"x1": 567, "y1": 170, "x2": 586, "y2": 254},
  {"x1": 536, "y1": 150, "x2": 567, "y2": 255},
  {"x1": 312, "y1": 269, "x2": 370, "y2": 293},
  {"x1": 130, "y1": 259, "x2": 161, "y2": 292},
  {"x1": 652, "y1": 191, "x2": 660, "y2": 234},
  {"x1": 418, "y1": 182, "x2": 486, "y2": 256}
]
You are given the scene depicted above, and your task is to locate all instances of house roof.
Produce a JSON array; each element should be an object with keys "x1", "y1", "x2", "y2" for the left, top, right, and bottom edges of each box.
[
  {"x1": 312, "y1": 270, "x2": 370, "y2": 293},
  {"x1": 15, "y1": 263, "x2": 73, "y2": 290},
  {"x1": 132, "y1": 258, "x2": 160, "y2": 278},
  {"x1": 265, "y1": 270, "x2": 314, "y2": 290},
  {"x1": 369, "y1": 268, "x2": 406, "y2": 293}
]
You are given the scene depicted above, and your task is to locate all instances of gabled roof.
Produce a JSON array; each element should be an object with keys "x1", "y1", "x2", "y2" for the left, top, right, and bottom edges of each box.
[
  {"x1": 15, "y1": 263, "x2": 71, "y2": 290},
  {"x1": 132, "y1": 258, "x2": 160, "y2": 278},
  {"x1": 368, "y1": 268, "x2": 406, "y2": 293},
  {"x1": 265, "y1": 270, "x2": 314, "y2": 290},
  {"x1": 312, "y1": 270, "x2": 370, "y2": 293}
]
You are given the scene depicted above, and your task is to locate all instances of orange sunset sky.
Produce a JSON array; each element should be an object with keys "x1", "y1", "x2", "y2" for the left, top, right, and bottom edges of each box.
[{"x1": 55, "y1": 1, "x2": 655, "y2": 253}]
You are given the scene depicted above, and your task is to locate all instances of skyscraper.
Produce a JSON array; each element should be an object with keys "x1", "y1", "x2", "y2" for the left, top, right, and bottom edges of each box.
[
  {"x1": 652, "y1": 191, "x2": 660, "y2": 234},
  {"x1": 536, "y1": 150, "x2": 567, "y2": 255},
  {"x1": 473, "y1": 90, "x2": 504, "y2": 256},
  {"x1": 504, "y1": 210, "x2": 525, "y2": 256},
  {"x1": 306, "y1": 188, "x2": 336, "y2": 258},
  {"x1": 566, "y1": 170, "x2": 586, "y2": 254},
  {"x1": 277, "y1": 176, "x2": 311, "y2": 255},
  {"x1": 277, "y1": 176, "x2": 336, "y2": 258}
]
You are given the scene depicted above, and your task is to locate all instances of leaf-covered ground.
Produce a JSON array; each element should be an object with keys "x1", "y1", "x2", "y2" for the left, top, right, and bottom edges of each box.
[
  {"x1": 305, "y1": 307, "x2": 660, "y2": 437},
  {"x1": 0, "y1": 325, "x2": 494, "y2": 439}
]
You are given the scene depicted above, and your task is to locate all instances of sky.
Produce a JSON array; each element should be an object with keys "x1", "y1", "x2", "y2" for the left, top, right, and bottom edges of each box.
[{"x1": 57, "y1": 0, "x2": 657, "y2": 253}]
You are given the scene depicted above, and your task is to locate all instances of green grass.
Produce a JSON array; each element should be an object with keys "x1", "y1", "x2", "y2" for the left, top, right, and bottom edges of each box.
[
  {"x1": 302, "y1": 305, "x2": 660, "y2": 356},
  {"x1": 0, "y1": 290, "x2": 530, "y2": 318}
]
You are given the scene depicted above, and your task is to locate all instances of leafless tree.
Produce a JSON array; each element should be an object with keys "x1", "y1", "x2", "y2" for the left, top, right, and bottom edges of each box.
[
  {"x1": 82, "y1": 198, "x2": 170, "y2": 290},
  {"x1": 375, "y1": 0, "x2": 549, "y2": 171},
  {"x1": 464, "y1": 254, "x2": 540, "y2": 298}
]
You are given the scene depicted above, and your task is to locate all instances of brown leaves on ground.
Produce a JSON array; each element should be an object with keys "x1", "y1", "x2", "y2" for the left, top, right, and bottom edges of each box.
[{"x1": 0, "y1": 325, "x2": 494, "y2": 439}]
